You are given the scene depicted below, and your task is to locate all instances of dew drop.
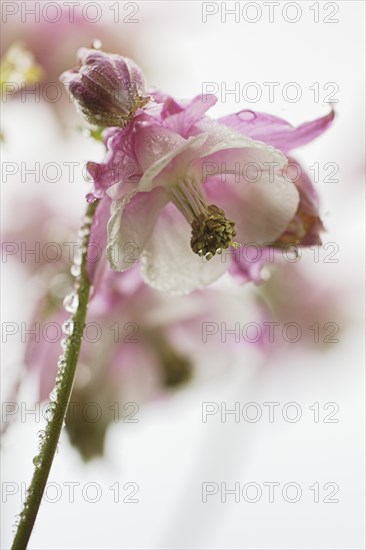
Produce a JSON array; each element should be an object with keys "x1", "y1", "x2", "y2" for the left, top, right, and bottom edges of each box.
[
  {"x1": 73, "y1": 247, "x2": 83, "y2": 266},
  {"x1": 49, "y1": 388, "x2": 57, "y2": 402},
  {"x1": 60, "y1": 338, "x2": 68, "y2": 351},
  {"x1": 148, "y1": 137, "x2": 163, "y2": 155},
  {"x1": 44, "y1": 403, "x2": 56, "y2": 421},
  {"x1": 63, "y1": 292, "x2": 79, "y2": 313},
  {"x1": 33, "y1": 455, "x2": 41, "y2": 468},
  {"x1": 238, "y1": 110, "x2": 256, "y2": 121},
  {"x1": 260, "y1": 267, "x2": 271, "y2": 281},
  {"x1": 62, "y1": 320, "x2": 74, "y2": 335},
  {"x1": 92, "y1": 39, "x2": 102, "y2": 50},
  {"x1": 86, "y1": 193, "x2": 97, "y2": 204},
  {"x1": 57, "y1": 357, "x2": 66, "y2": 368},
  {"x1": 71, "y1": 264, "x2": 81, "y2": 277}
]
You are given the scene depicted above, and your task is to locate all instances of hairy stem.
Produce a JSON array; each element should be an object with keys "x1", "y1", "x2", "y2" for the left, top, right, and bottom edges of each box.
[{"x1": 12, "y1": 200, "x2": 99, "y2": 549}]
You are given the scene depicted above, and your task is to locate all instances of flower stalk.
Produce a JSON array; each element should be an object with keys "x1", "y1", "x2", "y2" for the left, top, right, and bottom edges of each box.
[{"x1": 11, "y1": 200, "x2": 99, "y2": 550}]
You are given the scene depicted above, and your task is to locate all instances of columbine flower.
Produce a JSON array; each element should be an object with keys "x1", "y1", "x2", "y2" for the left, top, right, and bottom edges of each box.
[
  {"x1": 85, "y1": 92, "x2": 304, "y2": 292},
  {"x1": 87, "y1": 91, "x2": 332, "y2": 293},
  {"x1": 60, "y1": 48, "x2": 150, "y2": 128}
]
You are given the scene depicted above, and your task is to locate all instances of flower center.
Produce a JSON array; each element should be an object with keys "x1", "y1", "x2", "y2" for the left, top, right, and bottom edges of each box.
[
  {"x1": 191, "y1": 204, "x2": 239, "y2": 260},
  {"x1": 169, "y1": 176, "x2": 239, "y2": 260}
]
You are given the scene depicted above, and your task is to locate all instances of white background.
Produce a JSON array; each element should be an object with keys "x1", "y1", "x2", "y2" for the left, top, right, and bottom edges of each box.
[{"x1": 1, "y1": 1, "x2": 365, "y2": 549}]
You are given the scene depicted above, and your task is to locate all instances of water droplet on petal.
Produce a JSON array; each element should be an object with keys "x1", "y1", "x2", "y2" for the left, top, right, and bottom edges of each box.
[{"x1": 238, "y1": 110, "x2": 256, "y2": 121}]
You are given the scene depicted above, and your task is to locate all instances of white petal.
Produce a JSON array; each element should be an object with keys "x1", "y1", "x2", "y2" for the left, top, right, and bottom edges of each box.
[
  {"x1": 107, "y1": 188, "x2": 169, "y2": 271},
  {"x1": 140, "y1": 204, "x2": 228, "y2": 294},
  {"x1": 206, "y1": 170, "x2": 300, "y2": 245},
  {"x1": 193, "y1": 118, "x2": 288, "y2": 172},
  {"x1": 136, "y1": 128, "x2": 208, "y2": 191}
]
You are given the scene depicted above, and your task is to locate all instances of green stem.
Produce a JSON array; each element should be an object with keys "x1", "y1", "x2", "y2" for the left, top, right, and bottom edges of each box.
[{"x1": 11, "y1": 200, "x2": 99, "y2": 550}]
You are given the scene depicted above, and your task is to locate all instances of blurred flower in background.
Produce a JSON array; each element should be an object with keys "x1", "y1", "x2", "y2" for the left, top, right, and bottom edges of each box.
[
  {"x1": 3, "y1": 197, "x2": 270, "y2": 460},
  {"x1": 0, "y1": 2, "x2": 143, "y2": 126},
  {"x1": 255, "y1": 259, "x2": 351, "y2": 353},
  {"x1": 0, "y1": 42, "x2": 43, "y2": 89},
  {"x1": 3, "y1": 187, "x2": 351, "y2": 461}
]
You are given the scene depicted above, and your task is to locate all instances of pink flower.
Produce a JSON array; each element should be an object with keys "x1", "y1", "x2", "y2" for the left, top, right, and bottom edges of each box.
[
  {"x1": 88, "y1": 93, "x2": 303, "y2": 293},
  {"x1": 60, "y1": 48, "x2": 150, "y2": 128},
  {"x1": 88, "y1": 92, "x2": 333, "y2": 293}
]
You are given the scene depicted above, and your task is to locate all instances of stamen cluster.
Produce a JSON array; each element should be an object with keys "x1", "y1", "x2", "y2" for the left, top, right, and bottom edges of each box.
[{"x1": 190, "y1": 204, "x2": 239, "y2": 260}]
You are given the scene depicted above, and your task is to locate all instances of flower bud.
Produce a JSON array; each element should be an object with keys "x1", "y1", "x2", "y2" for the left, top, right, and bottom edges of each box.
[{"x1": 60, "y1": 47, "x2": 150, "y2": 127}]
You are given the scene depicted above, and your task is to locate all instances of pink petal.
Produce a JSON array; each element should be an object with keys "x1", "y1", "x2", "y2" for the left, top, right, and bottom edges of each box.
[
  {"x1": 162, "y1": 94, "x2": 218, "y2": 137},
  {"x1": 87, "y1": 124, "x2": 141, "y2": 201},
  {"x1": 219, "y1": 110, "x2": 334, "y2": 153}
]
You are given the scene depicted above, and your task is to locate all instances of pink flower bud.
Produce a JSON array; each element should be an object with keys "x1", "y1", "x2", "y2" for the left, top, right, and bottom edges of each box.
[{"x1": 61, "y1": 48, "x2": 150, "y2": 127}]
